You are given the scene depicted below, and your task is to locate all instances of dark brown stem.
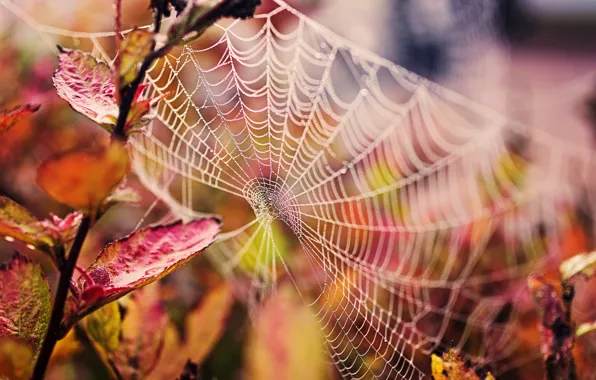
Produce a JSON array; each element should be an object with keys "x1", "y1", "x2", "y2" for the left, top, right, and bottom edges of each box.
[
  {"x1": 112, "y1": 0, "x2": 256, "y2": 140},
  {"x1": 111, "y1": 45, "x2": 169, "y2": 141},
  {"x1": 32, "y1": 216, "x2": 91, "y2": 379}
]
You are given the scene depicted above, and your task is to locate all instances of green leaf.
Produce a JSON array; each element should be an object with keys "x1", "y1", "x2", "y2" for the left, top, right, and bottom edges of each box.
[
  {"x1": 84, "y1": 302, "x2": 122, "y2": 353},
  {"x1": 118, "y1": 29, "x2": 154, "y2": 89},
  {"x1": 0, "y1": 104, "x2": 40, "y2": 136},
  {"x1": 245, "y1": 284, "x2": 328, "y2": 380},
  {"x1": 84, "y1": 285, "x2": 169, "y2": 380},
  {"x1": 560, "y1": 251, "x2": 596, "y2": 281},
  {"x1": 64, "y1": 218, "x2": 221, "y2": 328},
  {"x1": 0, "y1": 254, "x2": 51, "y2": 358}
]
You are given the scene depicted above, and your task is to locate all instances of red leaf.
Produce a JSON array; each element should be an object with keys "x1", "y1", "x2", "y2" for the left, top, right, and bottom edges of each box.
[
  {"x1": 53, "y1": 49, "x2": 119, "y2": 130},
  {"x1": 0, "y1": 104, "x2": 40, "y2": 136},
  {"x1": 65, "y1": 218, "x2": 221, "y2": 326}
]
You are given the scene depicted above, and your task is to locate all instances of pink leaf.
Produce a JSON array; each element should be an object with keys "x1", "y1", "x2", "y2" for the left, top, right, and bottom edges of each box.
[
  {"x1": 65, "y1": 218, "x2": 221, "y2": 326},
  {"x1": 53, "y1": 48, "x2": 119, "y2": 130},
  {"x1": 0, "y1": 254, "x2": 51, "y2": 356}
]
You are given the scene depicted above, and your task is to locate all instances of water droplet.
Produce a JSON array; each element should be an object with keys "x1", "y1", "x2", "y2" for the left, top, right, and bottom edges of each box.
[{"x1": 4, "y1": 236, "x2": 14, "y2": 242}]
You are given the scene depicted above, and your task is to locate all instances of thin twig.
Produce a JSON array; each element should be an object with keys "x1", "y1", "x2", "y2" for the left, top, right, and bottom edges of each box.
[{"x1": 32, "y1": 216, "x2": 91, "y2": 379}]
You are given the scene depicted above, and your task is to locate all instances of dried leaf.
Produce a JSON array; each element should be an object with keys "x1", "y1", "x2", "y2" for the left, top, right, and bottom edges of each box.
[
  {"x1": 246, "y1": 284, "x2": 327, "y2": 380},
  {"x1": 0, "y1": 254, "x2": 51, "y2": 357},
  {"x1": 0, "y1": 104, "x2": 40, "y2": 136},
  {"x1": 118, "y1": 29, "x2": 154, "y2": 89},
  {"x1": 560, "y1": 251, "x2": 596, "y2": 281},
  {"x1": 53, "y1": 49, "x2": 119, "y2": 131},
  {"x1": 528, "y1": 274, "x2": 576, "y2": 379},
  {"x1": 0, "y1": 196, "x2": 54, "y2": 252},
  {"x1": 576, "y1": 321, "x2": 596, "y2": 338},
  {"x1": 430, "y1": 350, "x2": 493, "y2": 380},
  {"x1": 36, "y1": 142, "x2": 130, "y2": 211},
  {"x1": 185, "y1": 284, "x2": 234, "y2": 364},
  {"x1": 67, "y1": 218, "x2": 220, "y2": 326},
  {"x1": 0, "y1": 336, "x2": 34, "y2": 380}
]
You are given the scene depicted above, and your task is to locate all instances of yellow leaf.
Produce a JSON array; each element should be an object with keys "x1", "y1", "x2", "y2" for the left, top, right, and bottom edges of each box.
[
  {"x1": 83, "y1": 301, "x2": 122, "y2": 354},
  {"x1": 246, "y1": 285, "x2": 328, "y2": 380},
  {"x1": 118, "y1": 29, "x2": 153, "y2": 89},
  {"x1": 0, "y1": 337, "x2": 34, "y2": 380},
  {"x1": 50, "y1": 328, "x2": 82, "y2": 364},
  {"x1": 185, "y1": 284, "x2": 234, "y2": 364},
  {"x1": 431, "y1": 354, "x2": 447, "y2": 380},
  {"x1": 560, "y1": 251, "x2": 596, "y2": 281},
  {"x1": 146, "y1": 323, "x2": 185, "y2": 380},
  {"x1": 37, "y1": 142, "x2": 129, "y2": 211},
  {"x1": 576, "y1": 321, "x2": 596, "y2": 338}
]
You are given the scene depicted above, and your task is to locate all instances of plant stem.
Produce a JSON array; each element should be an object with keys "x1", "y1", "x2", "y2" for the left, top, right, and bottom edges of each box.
[
  {"x1": 112, "y1": 0, "x2": 256, "y2": 140},
  {"x1": 32, "y1": 216, "x2": 91, "y2": 380}
]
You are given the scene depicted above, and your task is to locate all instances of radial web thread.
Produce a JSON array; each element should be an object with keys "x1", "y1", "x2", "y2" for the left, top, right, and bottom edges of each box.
[{"x1": 4, "y1": 0, "x2": 596, "y2": 378}]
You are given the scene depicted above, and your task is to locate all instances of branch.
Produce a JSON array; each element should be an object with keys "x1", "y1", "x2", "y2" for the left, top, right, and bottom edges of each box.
[{"x1": 32, "y1": 216, "x2": 91, "y2": 379}]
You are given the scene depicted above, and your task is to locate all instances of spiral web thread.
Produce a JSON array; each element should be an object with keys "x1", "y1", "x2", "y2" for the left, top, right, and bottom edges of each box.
[{"x1": 4, "y1": 0, "x2": 596, "y2": 378}]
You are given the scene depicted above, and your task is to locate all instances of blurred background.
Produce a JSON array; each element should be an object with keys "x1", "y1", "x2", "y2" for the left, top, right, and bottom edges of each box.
[{"x1": 0, "y1": 0, "x2": 595, "y2": 379}]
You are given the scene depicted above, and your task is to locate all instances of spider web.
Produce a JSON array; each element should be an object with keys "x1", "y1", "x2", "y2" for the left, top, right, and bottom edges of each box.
[{"x1": 4, "y1": 0, "x2": 596, "y2": 378}]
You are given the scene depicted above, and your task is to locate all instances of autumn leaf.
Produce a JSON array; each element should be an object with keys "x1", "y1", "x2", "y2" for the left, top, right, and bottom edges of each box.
[
  {"x1": 49, "y1": 328, "x2": 82, "y2": 364},
  {"x1": 36, "y1": 142, "x2": 130, "y2": 211},
  {"x1": 576, "y1": 321, "x2": 596, "y2": 338},
  {"x1": 0, "y1": 104, "x2": 40, "y2": 136},
  {"x1": 118, "y1": 29, "x2": 154, "y2": 89},
  {"x1": 0, "y1": 254, "x2": 51, "y2": 359},
  {"x1": 528, "y1": 274, "x2": 575, "y2": 379},
  {"x1": 560, "y1": 251, "x2": 596, "y2": 282},
  {"x1": 431, "y1": 349, "x2": 495, "y2": 380},
  {"x1": 53, "y1": 48, "x2": 167, "y2": 136},
  {"x1": 117, "y1": 284, "x2": 168, "y2": 378},
  {"x1": 84, "y1": 285, "x2": 168, "y2": 380},
  {"x1": 185, "y1": 284, "x2": 234, "y2": 363},
  {"x1": 245, "y1": 284, "x2": 328, "y2": 380},
  {"x1": 0, "y1": 337, "x2": 34, "y2": 380},
  {"x1": 104, "y1": 186, "x2": 142, "y2": 209},
  {"x1": 64, "y1": 218, "x2": 221, "y2": 328},
  {"x1": 149, "y1": 284, "x2": 235, "y2": 379},
  {"x1": 0, "y1": 196, "x2": 55, "y2": 252},
  {"x1": 84, "y1": 302, "x2": 122, "y2": 353},
  {"x1": 53, "y1": 48, "x2": 119, "y2": 131}
]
